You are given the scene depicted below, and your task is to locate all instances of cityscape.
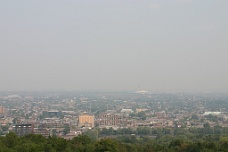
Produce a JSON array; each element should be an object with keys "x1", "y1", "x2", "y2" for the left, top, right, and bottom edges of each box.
[
  {"x1": 0, "y1": 0, "x2": 227, "y2": 151},
  {"x1": 1, "y1": 91, "x2": 228, "y2": 139}
]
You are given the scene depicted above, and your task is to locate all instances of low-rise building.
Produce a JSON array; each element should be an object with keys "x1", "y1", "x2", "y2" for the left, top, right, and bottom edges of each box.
[
  {"x1": 12, "y1": 124, "x2": 34, "y2": 136},
  {"x1": 99, "y1": 112, "x2": 122, "y2": 127}
]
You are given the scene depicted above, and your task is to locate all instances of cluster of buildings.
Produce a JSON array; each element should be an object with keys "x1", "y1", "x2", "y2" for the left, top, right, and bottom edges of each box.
[{"x1": 0, "y1": 92, "x2": 228, "y2": 138}]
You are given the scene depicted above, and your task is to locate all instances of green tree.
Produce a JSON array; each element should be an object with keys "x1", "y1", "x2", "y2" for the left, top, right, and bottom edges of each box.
[
  {"x1": 138, "y1": 111, "x2": 146, "y2": 118},
  {"x1": 191, "y1": 114, "x2": 199, "y2": 120},
  {"x1": 5, "y1": 132, "x2": 18, "y2": 148},
  {"x1": 17, "y1": 143, "x2": 43, "y2": 152},
  {"x1": 169, "y1": 139, "x2": 190, "y2": 152},
  {"x1": 95, "y1": 138, "x2": 119, "y2": 152},
  {"x1": 84, "y1": 129, "x2": 99, "y2": 141},
  {"x1": 72, "y1": 135, "x2": 93, "y2": 145},
  {"x1": 63, "y1": 124, "x2": 70, "y2": 135},
  {"x1": 219, "y1": 137, "x2": 228, "y2": 151}
]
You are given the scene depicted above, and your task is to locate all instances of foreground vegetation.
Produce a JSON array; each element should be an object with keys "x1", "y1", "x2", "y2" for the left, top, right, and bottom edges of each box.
[{"x1": 0, "y1": 131, "x2": 228, "y2": 152}]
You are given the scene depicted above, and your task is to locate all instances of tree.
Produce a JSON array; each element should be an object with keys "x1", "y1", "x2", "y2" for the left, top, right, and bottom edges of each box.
[
  {"x1": 48, "y1": 136, "x2": 67, "y2": 152},
  {"x1": 137, "y1": 127, "x2": 150, "y2": 135},
  {"x1": 5, "y1": 132, "x2": 18, "y2": 148},
  {"x1": 138, "y1": 111, "x2": 146, "y2": 118},
  {"x1": 72, "y1": 135, "x2": 92, "y2": 145},
  {"x1": 17, "y1": 143, "x2": 43, "y2": 152},
  {"x1": 169, "y1": 139, "x2": 190, "y2": 152},
  {"x1": 63, "y1": 124, "x2": 70, "y2": 135},
  {"x1": 202, "y1": 123, "x2": 213, "y2": 134},
  {"x1": 70, "y1": 135, "x2": 94, "y2": 152},
  {"x1": 191, "y1": 114, "x2": 199, "y2": 120},
  {"x1": 84, "y1": 130, "x2": 99, "y2": 141},
  {"x1": 219, "y1": 137, "x2": 228, "y2": 151},
  {"x1": 22, "y1": 134, "x2": 46, "y2": 144},
  {"x1": 213, "y1": 125, "x2": 222, "y2": 135},
  {"x1": 95, "y1": 138, "x2": 119, "y2": 152}
]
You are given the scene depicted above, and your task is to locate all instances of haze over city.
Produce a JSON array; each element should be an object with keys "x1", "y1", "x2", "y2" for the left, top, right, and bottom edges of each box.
[{"x1": 0, "y1": 0, "x2": 227, "y2": 92}]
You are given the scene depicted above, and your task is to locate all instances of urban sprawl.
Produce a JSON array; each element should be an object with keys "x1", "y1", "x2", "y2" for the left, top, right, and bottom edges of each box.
[{"x1": 0, "y1": 91, "x2": 228, "y2": 139}]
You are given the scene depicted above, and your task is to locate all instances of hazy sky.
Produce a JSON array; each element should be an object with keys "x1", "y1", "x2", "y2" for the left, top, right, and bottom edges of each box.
[{"x1": 0, "y1": 0, "x2": 228, "y2": 92}]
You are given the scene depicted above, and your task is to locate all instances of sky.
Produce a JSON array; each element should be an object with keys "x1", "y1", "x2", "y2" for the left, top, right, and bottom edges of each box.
[{"x1": 0, "y1": 0, "x2": 228, "y2": 92}]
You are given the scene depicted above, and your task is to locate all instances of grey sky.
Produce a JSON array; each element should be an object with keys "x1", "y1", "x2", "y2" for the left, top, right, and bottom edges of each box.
[{"x1": 0, "y1": 0, "x2": 228, "y2": 92}]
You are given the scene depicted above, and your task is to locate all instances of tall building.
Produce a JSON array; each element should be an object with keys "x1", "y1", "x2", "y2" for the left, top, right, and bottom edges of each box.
[{"x1": 78, "y1": 113, "x2": 94, "y2": 128}]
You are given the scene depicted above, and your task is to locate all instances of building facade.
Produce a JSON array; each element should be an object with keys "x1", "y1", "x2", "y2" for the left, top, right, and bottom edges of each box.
[
  {"x1": 12, "y1": 124, "x2": 34, "y2": 136},
  {"x1": 99, "y1": 112, "x2": 122, "y2": 127},
  {"x1": 78, "y1": 113, "x2": 94, "y2": 128}
]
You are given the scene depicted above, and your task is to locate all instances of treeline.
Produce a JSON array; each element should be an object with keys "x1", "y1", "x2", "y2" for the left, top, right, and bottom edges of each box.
[
  {"x1": 0, "y1": 132, "x2": 228, "y2": 152},
  {"x1": 98, "y1": 124, "x2": 228, "y2": 137}
]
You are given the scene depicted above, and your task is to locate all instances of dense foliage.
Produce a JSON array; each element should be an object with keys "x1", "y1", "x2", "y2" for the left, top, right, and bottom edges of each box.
[
  {"x1": 0, "y1": 132, "x2": 228, "y2": 152},
  {"x1": 97, "y1": 124, "x2": 228, "y2": 137}
]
